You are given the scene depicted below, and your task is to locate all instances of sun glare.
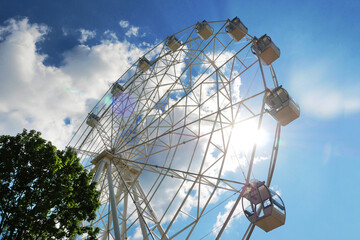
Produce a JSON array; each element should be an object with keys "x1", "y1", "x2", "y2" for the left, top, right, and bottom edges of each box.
[{"x1": 230, "y1": 120, "x2": 269, "y2": 152}]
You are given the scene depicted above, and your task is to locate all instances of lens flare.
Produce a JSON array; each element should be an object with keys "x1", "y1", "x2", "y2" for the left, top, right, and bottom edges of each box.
[
  {"x1": 112, "y1": 93, "x2": 136, "y2": 118},
  {"x1": 104, "y1": 95, "x2": 113, "y2": 106}
]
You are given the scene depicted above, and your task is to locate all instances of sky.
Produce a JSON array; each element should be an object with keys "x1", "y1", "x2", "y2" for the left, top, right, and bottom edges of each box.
[{"x1": 0, "y1": 0, "x2": 359, "y2": 239}]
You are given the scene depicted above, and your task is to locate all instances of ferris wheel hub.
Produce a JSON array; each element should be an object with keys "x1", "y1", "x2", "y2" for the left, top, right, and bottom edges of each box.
[{"x1": 91, "y1": 150, "x2": 139, "y2": 176}]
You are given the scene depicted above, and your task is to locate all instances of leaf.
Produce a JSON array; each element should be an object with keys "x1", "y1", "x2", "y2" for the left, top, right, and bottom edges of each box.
[{"x1": 0, "y1": 129, "x2": 100, "y2": 239}]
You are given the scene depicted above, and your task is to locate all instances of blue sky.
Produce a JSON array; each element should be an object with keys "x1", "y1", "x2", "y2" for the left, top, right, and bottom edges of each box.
[{"x1": 0, "y1": 0, "x2": 359, "y2": 239}]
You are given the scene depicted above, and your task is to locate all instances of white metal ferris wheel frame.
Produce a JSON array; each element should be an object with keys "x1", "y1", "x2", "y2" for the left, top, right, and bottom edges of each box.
[{"x1": 68, "y1": 18, "x2": 283, "y2": 240}]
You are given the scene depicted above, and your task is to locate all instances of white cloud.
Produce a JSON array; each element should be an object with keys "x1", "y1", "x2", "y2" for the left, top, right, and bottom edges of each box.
[
  {"x1": 0, "y1": 18, "x2": 146, "y2": 149},
  {"x1": 290, "y1": 61, "x2": 360, "y2": 119},
  {"x1": 78, "y1": 28, "x2": 96, "y2": 43},
  {"x1": 129, "y1": 226, "x2": 142, "y2": 240},
  {"x1": 212, "y1": 199, "x2": 243, "y2": 235},
  {"x1": 125, "y1": 26, "x2": 139, "y2": 37},
  {"x1": 119, "y1": 20, "x2": 129, "y2": 28},
  {"x1": 62, "y1": 27, "x2": 68, "y2": 36},
  {"x1": 139, "y1": 41, "x2": 151, "y2": 47},
  {"x1": 269, "y1": 185, "x2": 281, "y2": 196},
  {"x1": 119, "y1": 19, "x2": 142, "y2": 38},
  {"x1": 103, "y1": 29, "x2": 118, "y2": 42}
]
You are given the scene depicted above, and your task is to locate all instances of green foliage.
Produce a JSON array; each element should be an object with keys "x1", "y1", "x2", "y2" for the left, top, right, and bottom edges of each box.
[{"x1": 0, "y1": 129, "x2": 100, "y2": 239}]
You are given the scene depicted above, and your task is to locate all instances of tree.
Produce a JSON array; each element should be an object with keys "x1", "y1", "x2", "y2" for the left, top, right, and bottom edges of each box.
[{"x1": 0, "y1": 129, "x2": 100, "y2": 239}]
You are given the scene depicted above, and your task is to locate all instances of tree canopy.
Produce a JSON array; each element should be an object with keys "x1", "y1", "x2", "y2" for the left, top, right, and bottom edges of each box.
[{"x1": 0, "y1": 129, "x2": 100, "y2": 239}]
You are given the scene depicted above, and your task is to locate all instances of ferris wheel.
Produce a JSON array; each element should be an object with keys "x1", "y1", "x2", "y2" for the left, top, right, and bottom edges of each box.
[{"x1": 68, "y1": 17, "x2": 300, "y2": 240}]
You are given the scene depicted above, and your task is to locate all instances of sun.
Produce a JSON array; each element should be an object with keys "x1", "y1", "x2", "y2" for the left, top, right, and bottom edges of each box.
[{"x1": 230, "y1": 120, "x2": 269, "y2": 152}]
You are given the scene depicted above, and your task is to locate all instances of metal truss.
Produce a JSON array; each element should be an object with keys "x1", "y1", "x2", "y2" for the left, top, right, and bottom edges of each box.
[{"x1": 68, "y1": 19, "x2": 282, "y2": 240}]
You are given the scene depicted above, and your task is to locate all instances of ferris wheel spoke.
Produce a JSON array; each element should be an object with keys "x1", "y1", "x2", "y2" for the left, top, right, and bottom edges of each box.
[
  {"x1": 242, "y1": 223, "x2": 256, "y2": 240},
  {"x1": 122, "y1": 152, "x2": 245, "y2": 191},
  {"x1": 160, "y1": 110, "x2": 221, "y2": 237},
  {"x1": 185, "y1": 110, "x2": 240, "y2": 238},
  {"x1": 267, "y1": 123, "x2": 281, "y2": 187},
  {"x1": 131, "y1": 183, "x2": 165, "y2": 239},
  {"x1": 70, "y1": 147, "x2": 98, "y2": 158},
  {"x1": 269, "y1": 65, "x2": 279, "y2": 87},
  {"x1": 189, "y1": 106, "x2": 259, "y2": 238},
  {"x1": 87, "y1": 117, "x2": 113, "y2": 149},
  {"x1": 245, "y1": 99, "x2": 266, "y2": 184},
  {"x1": 133, "y1": 181, "x2": 169, "y2": 239},
  {"x1": 186, "y1": 185, "x2": 220, "y2": 239},
  {"x1": 132, "y1": 188, "x2": 151, "y2": 240},
  {"x1": 150, "y1": 142, "x2": 203, "y2": 226}
]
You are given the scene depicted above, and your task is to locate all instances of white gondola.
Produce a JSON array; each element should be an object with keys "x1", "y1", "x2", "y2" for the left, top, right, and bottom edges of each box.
[
  {"x1": 111, "y1": 83, "x2": 124, "y2": 97},
  {"x1": 138, "y1": 57, "x2": 151, "y2": 72},
  {"x1": 195, "y1": 20, "x2": 213, "y2": 40},
  {"x1": 166, "y1": 35, "x2": 181, "y2": 52},
  {"x1": 86, "y1": 113, "x2": 100, "y2": 128},
  {"x1": 242, "y1": 180, "x2": 286, "y2": 232},
  {"x1": 225, "y1": 17, "x2": 248, "y2": 42},
  {"x1": 265, "y1": 86, "x2": 300, "y2": 126},
  {"x1": 252, "y1": 34, "x2": 280, "y2": 66}
]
